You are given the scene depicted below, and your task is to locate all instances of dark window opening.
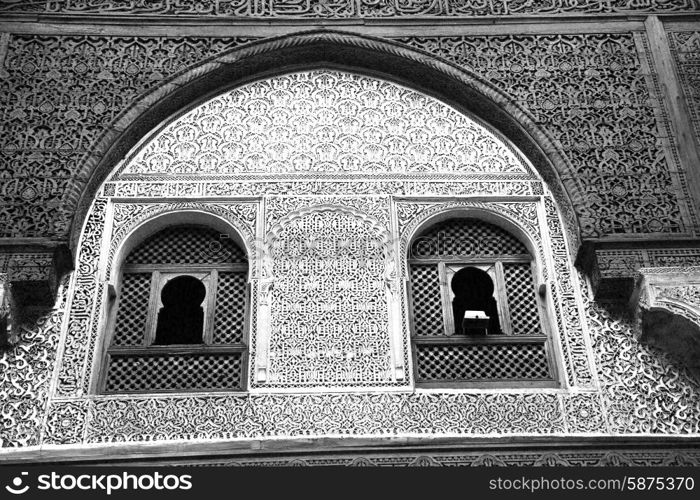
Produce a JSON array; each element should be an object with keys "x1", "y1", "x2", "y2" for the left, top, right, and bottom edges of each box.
[
  {"x1": 154, "y1": 275, "x2": 206, "y2": 345},
  {"x1": 451, "y1": 267, "x2": 501, "y2": 335},
  {"x1": 0, "y1": 317, "x2": 8, "y2": 348}
]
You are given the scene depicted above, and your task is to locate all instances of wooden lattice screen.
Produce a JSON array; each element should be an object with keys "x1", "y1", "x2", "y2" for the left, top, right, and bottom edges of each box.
[
  {"x1": 409, "y1": 218, "x2": 554, "y2": 385},
  {"x1": 103, "y1": 225, "x2": 248, "y2": 393}
]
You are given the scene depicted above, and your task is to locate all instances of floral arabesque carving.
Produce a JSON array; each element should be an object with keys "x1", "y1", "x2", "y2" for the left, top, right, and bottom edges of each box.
[
  {"x1": 562, "y1": 392, "x2": 607, "y2": 434},
  {"x1": 544, "y1": 197, "x2": 595, "y2": 388},
  {"x1": 0, "y1": 35, "x2": 256, "y2": 240},
  {"x1": 0, "y1": 31, "x2": 625, "y2": 250},
  {"x1": 397, "y1": 33, "x2": 694, "y2": 237},
  {"x1": 596, "y1": 249, "x2": 700, "y2": 280},
  {"x1": 85, "y1": 392, "x2": 565, "y2": 442},
  {"x1": 583, "y1": 277, "x2": 700, "y2": 434},
  {"x1": 1, "y1": 30, "x2": 693, "y2": 246},
  {"x1": 258, "y1": 204, "x2": 398, "y2": 388},
  {"x1": 658, "y1": 285, "x2": 700, "y2": 311},
  {"x1": 54, "y1": 198, "x2": 108, "y2": 397},
  {"x1": 264, "y1": 196, "x2": 391, "y2": 231},
  {"x1": 119, "y1": 69, "x2": 532, "y2": 178},
  {"x1": 0, "y1": 276, "x2": 69, "y2": 447},
  {"x1": 668, "y1": 31, "x2": 700, "y2": 149},
  {"x1": 43, "y1": 400, "x2": 89, "y2": 445}
]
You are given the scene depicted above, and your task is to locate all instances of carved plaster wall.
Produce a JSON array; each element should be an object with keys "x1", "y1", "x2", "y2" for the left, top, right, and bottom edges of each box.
[
  {"x1": 2, "y1": 60, "x2": 700, "y2": 457},
  {"x1": 398, "y1": 33, "x2": 697, "y2": 237},
  {"x1": 0, "y1": 35, "x2": 255, "y2": 239},
  {"x1": 0, "y1": 277, "x2": 68, "y2": 447},
  {"x1": 0, "y1": 30, "x2": 697, "y2": 244}
]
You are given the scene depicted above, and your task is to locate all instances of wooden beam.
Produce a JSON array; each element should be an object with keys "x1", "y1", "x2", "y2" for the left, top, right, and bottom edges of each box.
[{"x1": 645, "y1": 16, "x2": 700, "y2": 234}]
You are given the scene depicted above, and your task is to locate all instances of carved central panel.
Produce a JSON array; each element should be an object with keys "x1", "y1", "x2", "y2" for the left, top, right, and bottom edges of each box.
[{"x1": 266, "y1": 208, "x2": 392, "y2": 386}]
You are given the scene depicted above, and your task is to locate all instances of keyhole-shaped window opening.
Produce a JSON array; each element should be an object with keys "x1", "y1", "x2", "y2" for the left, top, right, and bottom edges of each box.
[
  {"x1": 451, "y1": 267, "x2": 501, "y2": 335},
  {"x1": 154, "y1": 276, "x2": 206, "y2": 345}
]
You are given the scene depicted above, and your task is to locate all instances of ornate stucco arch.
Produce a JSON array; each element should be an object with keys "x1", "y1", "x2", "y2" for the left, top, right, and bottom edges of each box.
[
  {"x1": 42, "y1": 58, "x2": 612, "y2": 448},
  {"x1": 107, "y1": 207, "x2": 257, "y2": 283},
  {"x1": 68, "y1": 30, "x2": 581, "y2": 255},
  {"x1": 67, "y1": 64, "x2": 592, "y2": 393},
  {"x1": 400, "y1": 204, "x2": 545, "y2": 277}
]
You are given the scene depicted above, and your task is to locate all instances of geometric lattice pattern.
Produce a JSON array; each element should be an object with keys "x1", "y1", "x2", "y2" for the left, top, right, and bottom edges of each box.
[
  {"x1": 104, "y1": 353, "x2": 243, "y2": 393},
  {"x1": 504, "y1": 263, "x2": 541, "y2": 336},
  {"x1": 415, "y1": 342, "x2": 551, "y2": 381},
  {"x1": 112, "y1": 273, "x2": 151, "y2": 346},
  {"x1": 213, "y1": 272, "x2": 247, "y2": 344},
  {"x1": 411, "y1": 218, "x2": 528, "y2": 258},
  {"x1": 126, "y1": 225, "x2": 246, "y2": 265},
  {"x1": 409, "y1": 264, "x2": 444, "y2": 336}
]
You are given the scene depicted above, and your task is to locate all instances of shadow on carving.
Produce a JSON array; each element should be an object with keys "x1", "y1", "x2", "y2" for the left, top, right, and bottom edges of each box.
[{"x1": 639, "y1": 308, "x2": 700, "y2": 382}]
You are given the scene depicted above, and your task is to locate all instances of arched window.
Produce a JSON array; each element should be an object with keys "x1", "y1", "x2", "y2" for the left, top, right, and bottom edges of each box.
[
  {"x1": 101, "y1": 224, "x2": 249, "y2": 393},
  {"x1": 408, "y1": 217, "x2": 556, "y2": 387}
]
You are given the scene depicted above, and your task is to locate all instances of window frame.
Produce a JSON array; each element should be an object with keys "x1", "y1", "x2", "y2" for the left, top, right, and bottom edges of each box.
[
  {"x1": 99, "y1": 247, "x2": 251, "y2": 395},
  {"x1": 407, "y1": 222, "x2": 559, "y2": 390}
]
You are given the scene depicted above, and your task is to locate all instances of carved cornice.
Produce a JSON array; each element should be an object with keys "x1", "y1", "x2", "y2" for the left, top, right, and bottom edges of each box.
[
  {"x1": 638, "y1": 268, "x2": 700, "y2": 324},
  {"x1": 629, "y1": 266, "x2": 700, "y2": 376},
  {"x1": 4, "y1": 433, "x2": 700, "y2": 466},
  {"x1": 0, "y1": 246, "x2": 72, "y2": 312},
  {"x1": 577, "y1": 243, "x2": 700, "y2": 303},
  {"x1": 1, "y1": 0, "x2": 699, "y2": 18}
]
